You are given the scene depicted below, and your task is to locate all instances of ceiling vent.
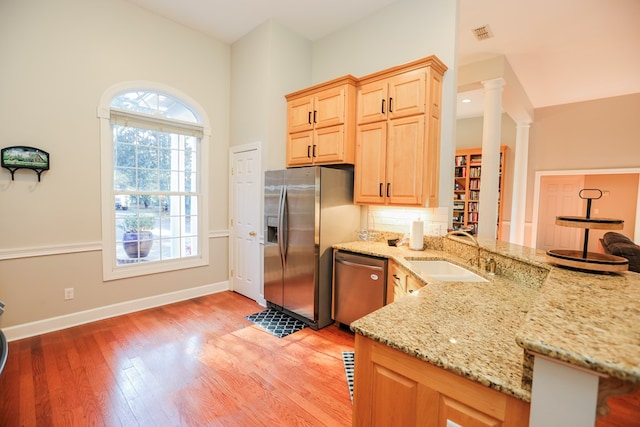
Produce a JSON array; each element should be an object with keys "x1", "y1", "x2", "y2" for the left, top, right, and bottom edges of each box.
[{"x1": 472, "y1": 25, "x2": 493, "y2": 41}]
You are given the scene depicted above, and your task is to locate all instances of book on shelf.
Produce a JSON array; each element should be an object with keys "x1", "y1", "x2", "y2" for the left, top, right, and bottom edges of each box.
[{"x1": 469, "y1": 154, "x2": 482, "y2": 165}]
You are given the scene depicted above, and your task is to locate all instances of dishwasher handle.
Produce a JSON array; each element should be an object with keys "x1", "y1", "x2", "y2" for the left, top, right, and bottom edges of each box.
[{"x1": 335, "y1": 257, "x2": 385, "y2": 272}]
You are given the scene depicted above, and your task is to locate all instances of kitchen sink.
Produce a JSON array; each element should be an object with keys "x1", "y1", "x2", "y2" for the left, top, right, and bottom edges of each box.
[{"x1": 408, "y1": 260, "x2": 489, "y2": 283}]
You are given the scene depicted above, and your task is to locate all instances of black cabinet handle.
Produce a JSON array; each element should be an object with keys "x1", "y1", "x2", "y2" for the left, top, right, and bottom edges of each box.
[
  {"x1": 381, "y1": 99, "x2": 385, "y2": 114},
  {"x1": 312, "y1": 145, "x2": 317, "y2": 158},
  {"x1": 379, "y1": 183, "x2": 383, "y2": 197},
  {"x1": 307, "y1": 145, "x2": 311, "y2": 158},
  {"x1": 313, "y1": 110, "x2": 317, "y2": 123},
  {"x1": 389, "y1": 97, "x2": 393, "y2": 112},
  {"x1": 386, "y1": 183, "x2": 390, "y2": 197},
  {"x1": 308, "y1": 111, "x2": 312, "y2": 125}
]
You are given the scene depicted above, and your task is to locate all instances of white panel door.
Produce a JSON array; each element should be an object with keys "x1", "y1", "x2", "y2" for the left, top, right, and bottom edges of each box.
[
  {"x1": 536, "y1": 175, "x2": 584, "y2": 251},
  {"x1": 230, "y1": 145, "x2": 261, "y2": 301}
]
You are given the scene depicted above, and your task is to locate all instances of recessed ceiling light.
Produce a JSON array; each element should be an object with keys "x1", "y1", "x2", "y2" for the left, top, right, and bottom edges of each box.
[{"x1": 462, "y1": 98, "x2": 472, "y2": 103}]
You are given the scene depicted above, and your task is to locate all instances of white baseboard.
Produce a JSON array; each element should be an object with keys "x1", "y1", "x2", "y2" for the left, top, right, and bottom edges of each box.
[{"x1": 2, "y1": 281, "x2": 230, "y2": 342}]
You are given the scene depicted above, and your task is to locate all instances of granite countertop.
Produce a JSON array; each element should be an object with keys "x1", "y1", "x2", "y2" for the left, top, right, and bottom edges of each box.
[{"x1": 337, "y1": 238, "x2": 640, "y2": 402}]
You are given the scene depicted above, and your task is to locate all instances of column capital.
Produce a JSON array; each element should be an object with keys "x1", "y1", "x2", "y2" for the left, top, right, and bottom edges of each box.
[{"x1": 481, "y1": 77, "x2": 506, "y2": 91}]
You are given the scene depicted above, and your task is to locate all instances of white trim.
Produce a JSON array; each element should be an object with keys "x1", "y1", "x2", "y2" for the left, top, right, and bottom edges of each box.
[
  {"x1": 98, "y1": 80, "x2": 212, "y2": 281},
  {"x1": 0, "y1": 241, "x2": 102, "y2": 260},
  {"x1": 0, "y1": 232, "x2": 229, "y2": 261},
  {"x1": 210, "y1": 229, "x2": 229, "y2": 238},
  {"x1": 531, "y1": 168, "x2": 640, "y2": 248},
  {"x1": 1, "y1": 281, "x2": 229, "y2": 342}
]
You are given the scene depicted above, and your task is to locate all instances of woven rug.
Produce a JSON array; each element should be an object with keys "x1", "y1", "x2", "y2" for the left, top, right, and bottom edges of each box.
[
  {"x1": 245, "y1": 308, "x2": 307, "y2": 338},
  {"x1": 342, "y1": 351, "x2": 354, "y2": 402}
]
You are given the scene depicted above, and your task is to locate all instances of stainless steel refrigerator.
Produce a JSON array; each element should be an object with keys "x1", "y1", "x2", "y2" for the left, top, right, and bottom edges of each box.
[{"x1": 264, "y1": 166, "x2": 360, "y2": 329}]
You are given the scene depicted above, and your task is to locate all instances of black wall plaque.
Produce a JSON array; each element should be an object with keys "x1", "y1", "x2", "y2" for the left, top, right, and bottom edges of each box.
[{"x1": 1, "y1": 146, "x2": 50, "y2": 181}]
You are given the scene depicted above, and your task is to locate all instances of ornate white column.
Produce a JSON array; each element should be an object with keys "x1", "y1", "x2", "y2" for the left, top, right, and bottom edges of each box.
[
  {"x1": 477, "y1": 78, "x2": 505, "y2": 239},
  {"x1": 509, "y1": 121, "x2": 531, "y2": 245}
]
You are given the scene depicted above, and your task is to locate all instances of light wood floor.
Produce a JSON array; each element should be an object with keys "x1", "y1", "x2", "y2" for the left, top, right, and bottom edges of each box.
[
  {"x1": 0, "y1": 291, "x2": 355, "y2": 426},
  {"x1": 1, "y1": 290, "x2": 637, "y2": 426}
]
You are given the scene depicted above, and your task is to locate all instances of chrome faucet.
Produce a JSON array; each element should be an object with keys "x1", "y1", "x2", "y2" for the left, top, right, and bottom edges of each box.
[{"x1": 446, "y1": 230, "x2": 481, "y2": 268}]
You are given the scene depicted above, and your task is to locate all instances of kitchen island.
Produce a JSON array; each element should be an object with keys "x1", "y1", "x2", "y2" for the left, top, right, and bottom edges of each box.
[{"x1": 335, "y1": 236, "x2": 640, "y2": 426}]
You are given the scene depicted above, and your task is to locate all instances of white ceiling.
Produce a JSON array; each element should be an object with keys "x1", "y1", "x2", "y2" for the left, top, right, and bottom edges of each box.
[{"x1": 125, "y1": 0, "x2": 640, "y2": 115}]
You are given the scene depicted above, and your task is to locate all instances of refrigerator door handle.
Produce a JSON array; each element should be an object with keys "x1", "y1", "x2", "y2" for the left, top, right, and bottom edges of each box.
[{"x1": 278, "y1": 186, "x2": 288, "y2": 265}]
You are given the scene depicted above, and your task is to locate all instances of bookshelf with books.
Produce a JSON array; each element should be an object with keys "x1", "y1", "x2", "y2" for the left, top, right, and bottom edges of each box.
[{"x1": 452, "y1": 146, "x2": 507, "y2": 238}]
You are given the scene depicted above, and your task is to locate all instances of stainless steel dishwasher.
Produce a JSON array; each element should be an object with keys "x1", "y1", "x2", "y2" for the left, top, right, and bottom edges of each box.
[{"x1": 333, "y1": 251, "x2": 387, "y2": 326}]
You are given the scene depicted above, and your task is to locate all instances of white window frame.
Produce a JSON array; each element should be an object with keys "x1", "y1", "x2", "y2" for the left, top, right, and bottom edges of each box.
[{"x1": 98, "y1": 81, "x2": 210, "y2": 280}]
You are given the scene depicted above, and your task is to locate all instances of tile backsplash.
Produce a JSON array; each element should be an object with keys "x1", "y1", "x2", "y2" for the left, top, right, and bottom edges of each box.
[{"x1": 366, "y1": 206, "x2": 448, "y2": 237}]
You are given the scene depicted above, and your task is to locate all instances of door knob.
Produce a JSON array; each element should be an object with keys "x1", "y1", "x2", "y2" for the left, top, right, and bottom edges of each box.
[{"x1": 249, "y1": 231, "x2": 256, "y2": 237}]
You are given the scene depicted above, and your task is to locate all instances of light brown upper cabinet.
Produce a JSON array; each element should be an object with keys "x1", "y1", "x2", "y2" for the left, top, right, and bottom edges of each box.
[
  {"x1": 285, "y1": 76, "x2": 357, "y2": 167},
  {"x1": 354, "y1": 56, "x2": 447, "y2": 207}
]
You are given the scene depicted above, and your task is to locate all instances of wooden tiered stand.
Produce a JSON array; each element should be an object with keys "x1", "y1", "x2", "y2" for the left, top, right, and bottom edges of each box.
[{"x1": 546, "y1": 189, "x2": 629, "y2": 273}]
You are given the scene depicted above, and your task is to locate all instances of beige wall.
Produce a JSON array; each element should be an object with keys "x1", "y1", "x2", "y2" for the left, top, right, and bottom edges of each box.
[
  {"x1": 0, "y1": 0, "x2": 231, "y2": 328},
  {"x1": 312, "y1": 0, "x2": 459, "y2": 207},
  {"x1": 527, "y1": 93, "x2": 640, "y2": 224},
  {"x1": 0, "y1": 0, "x2": 460, "y2": 331},
  {"x1": 455, "y1": 93, "x2": 640, "y2": 248},
  {"x1": 230, "y1": 20, "x2": 312, "y2": 171}
]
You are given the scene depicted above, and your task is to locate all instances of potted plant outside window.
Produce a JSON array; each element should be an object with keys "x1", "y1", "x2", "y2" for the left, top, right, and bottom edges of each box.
[{"x1": 122, "y1": 214, "x2": 155, "y2": 258}]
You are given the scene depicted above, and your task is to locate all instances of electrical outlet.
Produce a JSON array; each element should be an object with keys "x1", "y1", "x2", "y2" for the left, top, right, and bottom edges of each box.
[
  {"x1": 64, "y1": 287, "x2": 74, "y2": 300},
  {"x1": 429, "y1": 224, "x2": 442, "y2": 236}
]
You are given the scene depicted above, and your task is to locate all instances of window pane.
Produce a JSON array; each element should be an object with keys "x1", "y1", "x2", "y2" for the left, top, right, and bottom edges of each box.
[
  {"x1": 137, "y1": 145, "x2": 158, "y2": 169},
  {"x1": 137, "y1": 168, "x2": 159, "y2": 192},
  {"x1": 158, "y1": 148, "x2": 172, "y2": 170},
  {"x1": 111, "y1": 90, "x2": 199, "y2": 123},
  {"x1": 109, "y1": 89, "x2": 202, "y2": 270}
]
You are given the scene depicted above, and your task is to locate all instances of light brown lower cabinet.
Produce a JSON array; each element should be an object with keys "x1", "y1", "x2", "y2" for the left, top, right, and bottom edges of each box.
[
  {"x1": 353, "y1": 334, "x2": 530, "y2": 427},
  {"x1": 387, "y1": 260, "x2": 424, "y2": 303}
]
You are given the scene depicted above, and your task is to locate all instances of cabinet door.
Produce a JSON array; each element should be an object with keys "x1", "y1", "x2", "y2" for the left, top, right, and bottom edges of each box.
[
  {"x1": 439, "y1": 396, "x2": 502, "y2": 427},
  {"x1": 386, "y1": 115, "x2": 425, "y2": 205},
  {"x1": 370, "y1": 365, "x2": 421, "y2": 426},
  {"x1": 286, "y1": 131, "x2": 313, "y2": 167},
  {"x1": 388, "y1": 262, "x2": 407, "y2": 302},
  {"x1": 357, "y1": 80, "x2": 388, "y2": 124},
  {"x1": 406, "y1": 274, "x2": 424, "y2": 294},
  {"x1": 387, "y1": 70, "x2": 426, "y2": 120},
  {"x1": 313, "y1": 125, "x2": 345, "y2": 164},
  {"x1": 314, "y1": 87, "x2": 345, "y2": 129},
  {"x1": 288, "y1": 96, "x2": 314, "y2": 134},
  {"x1": 354, "y1": 122, "x2": 387, "y2": 204},
  {"x1": 425, "y1": 101, "x2": 441, "y2": 207}
]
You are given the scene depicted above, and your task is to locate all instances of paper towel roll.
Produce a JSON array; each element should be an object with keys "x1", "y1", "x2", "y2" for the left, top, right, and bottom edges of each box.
[{"x1": 409, "y1": 220, "x2": 424, "y2": 250}]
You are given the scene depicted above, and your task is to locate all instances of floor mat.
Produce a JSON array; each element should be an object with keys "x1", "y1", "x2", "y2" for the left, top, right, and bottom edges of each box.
[
  {"x1": 245, "y1": 308, "x2": 307, "y2": 338},
  {"x1": 342, "y1": 351, "x2": 354, "y2": 402}
]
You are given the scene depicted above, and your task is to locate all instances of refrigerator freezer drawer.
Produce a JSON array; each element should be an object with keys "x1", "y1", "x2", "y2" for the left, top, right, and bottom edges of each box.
[{"x1": 333, "y1": 251, "x2": 387, "y2": 326}]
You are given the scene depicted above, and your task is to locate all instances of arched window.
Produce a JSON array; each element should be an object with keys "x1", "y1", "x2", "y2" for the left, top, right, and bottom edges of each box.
[{"x1": 98, "y1": 84, "x2": 209, "y2": 280}]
